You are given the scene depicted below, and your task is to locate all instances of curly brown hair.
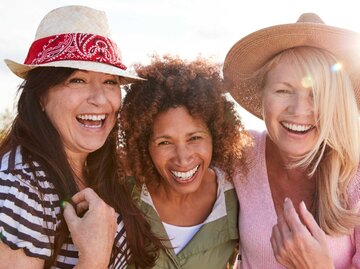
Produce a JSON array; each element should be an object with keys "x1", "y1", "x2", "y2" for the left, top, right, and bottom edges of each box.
[{"x1": 119, "y1": 55, "x2": 250, "y2": 185}]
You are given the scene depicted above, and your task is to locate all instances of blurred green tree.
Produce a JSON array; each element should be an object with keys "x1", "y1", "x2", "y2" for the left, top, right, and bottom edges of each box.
[{"x1": 0, "y1": 109, "x2": 14, "y2": 140}]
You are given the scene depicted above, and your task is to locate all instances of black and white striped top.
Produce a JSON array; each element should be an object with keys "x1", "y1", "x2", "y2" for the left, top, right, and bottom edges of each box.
[{"x1": 0, "y1": 146, "x2": 128, "y2": 268}]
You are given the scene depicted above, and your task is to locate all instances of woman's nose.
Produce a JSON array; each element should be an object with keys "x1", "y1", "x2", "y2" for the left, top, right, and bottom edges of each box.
[
  {"x1": 87, "y1": 83, "x2": 108, "y2": 106},
  {"x1": 288, "y1": 94, "x2": 313, "y2": 116},
  {"x1": 174, "y1": 144, "x2": 193, "y2": 166}
]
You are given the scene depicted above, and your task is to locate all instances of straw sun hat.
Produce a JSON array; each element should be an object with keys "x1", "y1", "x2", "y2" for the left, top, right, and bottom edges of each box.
[
  {"x1": 223, "y1": 13, "x2": 360, "y2": 118},
  {"x1": 4, "y1": 5, "x2": 142, "y2": 83}
]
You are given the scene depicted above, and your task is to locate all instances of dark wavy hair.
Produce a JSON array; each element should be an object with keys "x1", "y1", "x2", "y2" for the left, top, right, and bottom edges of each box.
[
  {"x1": 119, "y1": 55, "x2": 251, "y2": 185},
  {"x1": 0, "y1": 67, "x2": 162, "y2": 268}
]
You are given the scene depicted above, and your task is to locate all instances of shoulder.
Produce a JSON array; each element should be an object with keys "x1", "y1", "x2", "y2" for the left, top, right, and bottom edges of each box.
[
  {"x1": 213, "y1": 167, "x2": 238, "y2": 212},
  {"x1": 247, "y1": 129, "x2": 267, "y2": 150},
  {"x1": 0, "y1": 146, "x2": 47, "y2": 183},
  {"x1": 0, "y1": 146, "x2": 54, "y2": 199},
  {"x1": 0, "y1": 146, "x2": 23, "y2": 172},
  {"x1": 248, "y1": 129, "x2": 265, "y2": 139},
  {"x1": 0, "y1": 146, "x2": 61, "y2": 259},
  {"x1": 213, "y1": 167, "x2": 234, "y2": 192},
  {"x1": 233, "y1": 130, "x2": 267, "y2": 184}
]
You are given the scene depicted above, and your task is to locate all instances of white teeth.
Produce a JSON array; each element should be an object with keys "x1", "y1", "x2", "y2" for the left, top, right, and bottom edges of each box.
[
  {"x1": 282, "y1": 122, "x2": 313, "y2": 132},
  {"x1": 83, "y1": 122, "x2": 102, "y2": 128},
  {"x1": 171, "y1": 165, "x2": 199, "y2": 180},
  {"x1": 77, "y1": 114, "x2": 106, "y2": 121}
]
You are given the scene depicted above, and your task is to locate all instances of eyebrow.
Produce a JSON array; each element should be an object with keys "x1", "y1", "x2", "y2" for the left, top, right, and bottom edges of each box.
[
  {"x1": 73, "y1": 70, "x2": 89, "y2": 74},
  {"x1": 71, "y1": 70, "x2": 118, "y2": 79},
  {"x1": 151, "y1": 135, "x2": 170, "y2": 142},
  {"x1": 151, "y1": 130, "x2": 209, "y2": 141},
  {"x1": 272, "y1": 82, "x2": 293, "y2": 88}
]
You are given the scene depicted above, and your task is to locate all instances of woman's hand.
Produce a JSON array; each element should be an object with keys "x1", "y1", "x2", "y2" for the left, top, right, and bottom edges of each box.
[
  {"x1": 63, "y1": 188, "x2": 117, "y2": 269},
  {"x1": 270, "y1": 198, "x2": 334, "y2": 269}
]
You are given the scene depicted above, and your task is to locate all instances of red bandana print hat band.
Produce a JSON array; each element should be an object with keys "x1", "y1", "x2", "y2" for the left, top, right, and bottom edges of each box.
[{"x1": 4, "y1": 5, "x2": 143, "y2": 84}]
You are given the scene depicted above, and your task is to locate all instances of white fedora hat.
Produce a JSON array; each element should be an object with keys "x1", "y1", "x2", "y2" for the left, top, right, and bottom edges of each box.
[{"x1": 4, "y1": 5, "x2": 143, "y2": 84}]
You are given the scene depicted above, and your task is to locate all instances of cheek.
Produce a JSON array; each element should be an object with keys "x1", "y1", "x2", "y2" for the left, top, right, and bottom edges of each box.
[
  {"x1": 198, "y1": 142, "x2": 213, "y2": 162},
  {"x1": 262, "y1": 101, "x2": 275, "y2": 123},
  {"x1": 110, "y1": 90, "x2": 121, "y2": 110},
  {"x1": 45, "y1": 102, "x2": 67, "y2": 129},
  {"x1": 149, "y1": 147, "x2": 165, "y2": 169}
]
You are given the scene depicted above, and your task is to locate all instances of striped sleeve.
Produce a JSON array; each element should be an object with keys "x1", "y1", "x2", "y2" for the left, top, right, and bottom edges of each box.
[{"x1": 0, "y1": 150, "x2": 57, "y2": 260}]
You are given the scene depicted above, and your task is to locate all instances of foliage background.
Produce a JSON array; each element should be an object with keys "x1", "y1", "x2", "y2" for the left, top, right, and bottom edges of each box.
[{"x1": 0, "y1": 109, "x2": 13, "y2": 140}]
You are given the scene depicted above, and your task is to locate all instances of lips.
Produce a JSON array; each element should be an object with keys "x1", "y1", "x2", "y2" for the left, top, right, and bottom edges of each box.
[
  {"x1": 281, "y1": 121, "x2": 315, "y2": 134},
  {"x1": 170, "y1": 165, "x2": 200, "y2": 183}
]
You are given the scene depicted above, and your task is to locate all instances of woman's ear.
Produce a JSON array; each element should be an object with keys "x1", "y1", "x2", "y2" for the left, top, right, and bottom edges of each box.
[{"x1": 39, "y1": 95, "x2": 46, "y2": 112}]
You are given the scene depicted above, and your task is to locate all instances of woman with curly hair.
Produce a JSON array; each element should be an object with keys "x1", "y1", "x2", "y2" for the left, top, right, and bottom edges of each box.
[{"x1": 119, "y1": 56, "x2": 250, "y2": 269}]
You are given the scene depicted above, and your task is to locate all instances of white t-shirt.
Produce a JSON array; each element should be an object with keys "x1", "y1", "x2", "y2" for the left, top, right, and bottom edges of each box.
[{"x1": 162, "y1": 221, "x2": 203, "y2": 254}]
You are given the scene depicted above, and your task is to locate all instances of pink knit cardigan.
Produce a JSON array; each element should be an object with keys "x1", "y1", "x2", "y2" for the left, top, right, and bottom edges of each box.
[{"x1": 233, "y1": 130, "x2": 360, "y2": 269}]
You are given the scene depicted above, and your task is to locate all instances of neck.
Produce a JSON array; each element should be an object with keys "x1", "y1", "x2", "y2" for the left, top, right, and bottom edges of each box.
[
  {"x1": 266, "y1": 135, "x2": 309, "y2": 181},
  {"x1": 66, "y1": 152, "x2": 88, "y2": 190},
  {"x1": 265, "y1": 135, "x2": 316, "y2": 216}
]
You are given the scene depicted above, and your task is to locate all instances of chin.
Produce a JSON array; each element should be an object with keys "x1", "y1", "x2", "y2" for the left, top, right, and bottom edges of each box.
[
  {"x1": 83, "y1": 142, "x2": 107, "y2": 153},
  {"x1": 285, "y1": 148, "x2": 312, "y2": 158}
]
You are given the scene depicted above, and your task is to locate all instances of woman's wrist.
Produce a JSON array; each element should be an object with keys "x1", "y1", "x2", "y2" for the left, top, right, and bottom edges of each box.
[{"x1": 74, "y1": 255, "x2": 109, "y2": 269}]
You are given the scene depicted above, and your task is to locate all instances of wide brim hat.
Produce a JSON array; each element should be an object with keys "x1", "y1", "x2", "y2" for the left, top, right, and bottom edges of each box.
[
  {"x1": 4, "y1": 5, "x2": 143, "y2": 84},
  {"x1": 223, "y1": 13, "x2": 360, "y2": 118}
]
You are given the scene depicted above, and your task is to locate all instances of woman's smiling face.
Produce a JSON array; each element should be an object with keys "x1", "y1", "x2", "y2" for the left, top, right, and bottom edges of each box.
[
  {"x1": 262, "y1": 58, "x2": 319, "y2": 159},
  {"x1": 41, "y1": 70, "x2": 121, "y2": 160},
  {"x1": 148, "y1": 106, "x2": 213, "y2": 195}
]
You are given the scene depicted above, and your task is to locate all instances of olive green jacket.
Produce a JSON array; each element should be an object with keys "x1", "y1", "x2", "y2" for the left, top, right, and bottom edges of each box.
[{"x1": 127, "y1": 168, "x2": 239, "y2": 269}]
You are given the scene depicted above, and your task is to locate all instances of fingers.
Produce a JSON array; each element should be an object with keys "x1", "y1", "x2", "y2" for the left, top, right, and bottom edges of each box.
[
  {"x1": 283, "y1": 198, "x2": 309, "y2": 235},
  {"x1": 71, "y1": 188, "x2": 117, "y2": 228},
  {"x1": 62, "y1": 201, "x2": 78, "y2": 232},
  {"x1": 299, "y1": 201, "x2": 326, "y2": 243},
  {"x1": 271, "y1": 214, "x2": 292, "y2": 263},
  {"x1": 271, "y1": 221, "x2": 293, "y2": 266},
  {"x1": 62, "y1": 189, "x2": 118, "y2": 268},
  {"x1": 270, "y1": 225, "x2": 280, "y2": 259},
  {"x1": 72, "y1": 187, "x2": 99, "y2": 205},
  {"x1": 75, "y1": 200, "x2": 89, "y2": 216},
  {"x1": 270, "y1": 198, "x2": 334, "y2": 269},
  {"x1": 277, "y1": 214, "x2": 291, "y2": 239}
]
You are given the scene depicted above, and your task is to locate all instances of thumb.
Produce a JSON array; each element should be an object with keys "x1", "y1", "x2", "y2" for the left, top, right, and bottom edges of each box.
[
  {"x1": 62, "y1": 201, "x2": 78, "y2": 231},
  {"x1": 299, "y1": 201, "x2": 325, "y2": 242}
]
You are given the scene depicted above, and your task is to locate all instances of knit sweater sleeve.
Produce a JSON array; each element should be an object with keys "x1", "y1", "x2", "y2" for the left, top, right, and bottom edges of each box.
[{"x1": 350, "y1": 169, "x2": 360, "y2": 268}]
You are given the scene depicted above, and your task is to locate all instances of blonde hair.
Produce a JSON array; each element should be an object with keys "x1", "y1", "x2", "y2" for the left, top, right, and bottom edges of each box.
[{"x1": 259, "y1": 47, "x2": 360, "y2": 235}]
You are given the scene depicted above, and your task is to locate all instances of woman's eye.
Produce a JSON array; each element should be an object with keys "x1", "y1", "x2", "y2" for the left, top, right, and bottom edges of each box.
[
  {"x1": 190, "y1": 136, "x2": 202, "y2": 141},
  {"x1": 275, "y1": 89, "x2": 291, "y2": 94},
  {"x1": 158, "y1": 141, "x2": 170, "y2": 146},
  {"x1": 68, "y1": 78, "x2": 85, "y2": 84},
  {"x1": 105, "y1": 79, "x2": 119, "y2": 85}
]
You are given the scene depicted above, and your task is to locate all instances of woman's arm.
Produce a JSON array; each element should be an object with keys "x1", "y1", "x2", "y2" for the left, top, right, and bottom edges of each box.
[{"x1": 0, "y1": 243, "x2": 44, "y2": 269}]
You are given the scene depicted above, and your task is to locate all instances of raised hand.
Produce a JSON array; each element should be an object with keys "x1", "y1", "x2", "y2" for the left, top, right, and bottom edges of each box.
[
  {"x1": 63, "y1": 188, "x2": 118, "y2": 269},
  {"x1": 270, "y1": 198, "x2": 334, "y2": 269}
]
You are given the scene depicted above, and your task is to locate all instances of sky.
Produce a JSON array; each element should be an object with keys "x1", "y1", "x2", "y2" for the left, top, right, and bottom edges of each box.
[{"x1": 1, "y1": 0, "x2": 360, "y2": 131}]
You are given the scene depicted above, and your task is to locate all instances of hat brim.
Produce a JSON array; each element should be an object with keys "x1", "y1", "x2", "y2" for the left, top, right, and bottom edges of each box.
[
  {"x1": 4, "y1": 59, "x2": 144, "y2": 84},
  {"x1": 224, "y1": 23, "x2": 360, "y2": 118}
]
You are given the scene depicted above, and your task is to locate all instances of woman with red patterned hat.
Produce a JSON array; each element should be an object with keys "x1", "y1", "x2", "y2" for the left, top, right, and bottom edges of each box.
[{"x1": 0, "y1": 5, "x2": 162, "y2": 269}]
